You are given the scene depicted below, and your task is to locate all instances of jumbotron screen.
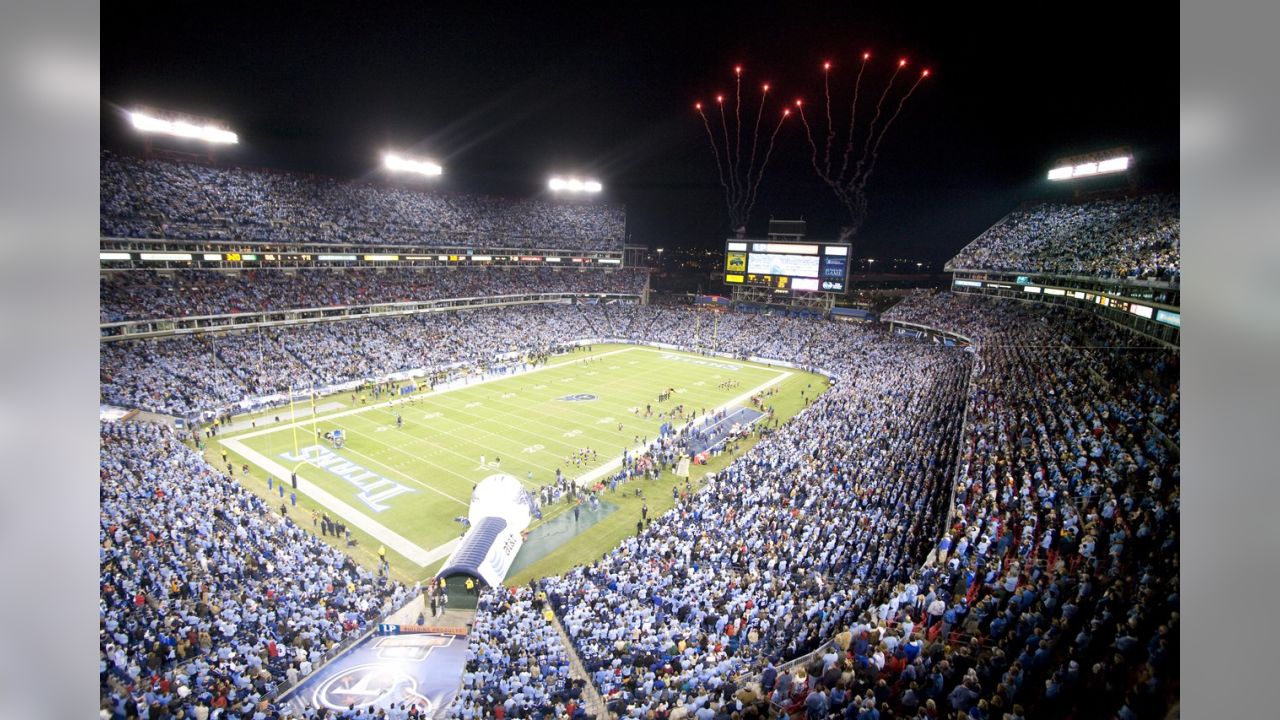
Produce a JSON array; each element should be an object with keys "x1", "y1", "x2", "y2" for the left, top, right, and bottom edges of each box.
[{"x1": 723, "y1": 240, "x2": 851, "y2": 293}]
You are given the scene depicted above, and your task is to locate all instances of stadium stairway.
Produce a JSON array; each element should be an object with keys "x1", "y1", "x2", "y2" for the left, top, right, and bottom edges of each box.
[
  {"x1": 599, "y1": 305, "x2": 617, "y2": 337},
  {"x1": 545, "y1": 612, "x2": 608, "y2": 719},
  {"x1": 576, "y1": 304, "x2": 602, "y2": 337}
]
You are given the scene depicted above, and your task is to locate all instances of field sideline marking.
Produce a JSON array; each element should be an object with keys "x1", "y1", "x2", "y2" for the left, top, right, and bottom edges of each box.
[
  {"x1": 220, "y1": 345, "x2": 796, "y2": 566},
  {"x1": 219, "y1": 437, "x2": 457, "y2": 567},
  {"x1": 375, "y1": 351, "x2": 761, "y2": 476},
  {"x1": 570, "y1": 367, "x2": 793, "y2": 489},
  {"x1": 227, "y1": 345, "x2": 642, "y2": 442}
]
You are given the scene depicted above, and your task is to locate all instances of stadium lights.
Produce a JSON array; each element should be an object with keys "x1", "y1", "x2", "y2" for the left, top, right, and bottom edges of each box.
[
  {"x1": 548, "y1": 176, "x2": 603, "y2": 193},
  {"x1": 384, "y1": 153, "x2": 443, "y2": 177},
  {"x1": 130, "y1": 111, "x2": 238, "y2": 144},
  {"x1": 1047, "y1": 155, "x2": 1131, "y2": 181}
]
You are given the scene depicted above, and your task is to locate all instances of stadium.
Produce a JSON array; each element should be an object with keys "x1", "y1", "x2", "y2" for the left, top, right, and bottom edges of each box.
[{"x1": 97, "y1": 7, "x2": 1179, "y2": 720}]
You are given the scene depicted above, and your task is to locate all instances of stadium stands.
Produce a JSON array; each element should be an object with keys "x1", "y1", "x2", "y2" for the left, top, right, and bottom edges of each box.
[
  {"x1": 100, "y1": 268, "x2": 645, "y2": 323},
  {"x1": 947, "y1": 194, "x2": 1180, "y2": 282},
  {"x1": 446, "y1": 586, "x2": 579, "y2": 720},
  {"x1": 99, "y1": 421, "x2": 415, "y2": 719},
  {"x1": 100, "y1": 151, "x2": 626, "y2": 251},
  {"x1": 99, "y1": 298, "x2": 1178, "y2": 720}
]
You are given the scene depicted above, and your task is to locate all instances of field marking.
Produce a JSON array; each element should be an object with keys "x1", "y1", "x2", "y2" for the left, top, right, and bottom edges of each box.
[
  {"x1": 571, "y1": 368, "x2": 792, "y2": 489},
  {"x1": 220, "y1": 437, "x2": 458, "y2": 567},
  {"x1": 418, "y1": 352, "x2": 792, "y2": 468},
  {"x1": 342, "y1": 406, "x2": 565, "y2": 484},
  {"x1": 310, "y1": 414, "x2": 507, "y2": 495},
  {"x1": 342, "y1": 364, "x2": 686, "y2": 486},
  {"x1": 340, "y1": 348, "x2": 721, "y2": 465},
  {"x1": 407, "y1": 353, "x2": 771, "y2": 465},
  {"x1": 228, "y1": 345, "x2": 643, "y2": 442},
  {"x1": 313, "y1": 431, "x2": 471, "y2": 505},
  {"x1": 226, "y1": 340, "x2": 793, "y2": 527}
]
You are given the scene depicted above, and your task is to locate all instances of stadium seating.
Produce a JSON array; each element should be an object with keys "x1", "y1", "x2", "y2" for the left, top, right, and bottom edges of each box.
[
  {"x1": 447, "y1": 585, "x2": 579, "y2": 720},
  {"x1": 100, "y1": 267, "x2": 646, "y2": 323},
  {"x1": 99, "y1": 421, "x2": 415, "y2": 718},
  {"x1": 99, "y1": 300, "x2": 1178, "y2": 720},
  {"x1": 947, "y1": 194, "x2": 1180, "y2": 282},
  {"x1": 100, "y1": 151, "x2": 626, "y2": 251}
]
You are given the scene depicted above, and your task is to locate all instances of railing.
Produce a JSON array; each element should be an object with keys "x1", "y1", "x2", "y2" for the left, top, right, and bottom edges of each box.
[
  {"x1": 945, "y1": 265, "x2": 1179, "y2": 291},
  {"x1": 881, "y1": 318, "x2": 976, "y2": 347},
  {"x1": 100, "y1": 291, "x2": 645, "y2": 340},
  {"x1": 100, "y1": 234, "x2": 627, "y2": 257},
  {"x1": 267, "y1": 591, "x2": 417, "y2": 703}
]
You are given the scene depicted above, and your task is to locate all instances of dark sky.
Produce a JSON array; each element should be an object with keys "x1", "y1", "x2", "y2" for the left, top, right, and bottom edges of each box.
[{"x1": 101, "y1": 3, "x2": 1178, "y2": 263}]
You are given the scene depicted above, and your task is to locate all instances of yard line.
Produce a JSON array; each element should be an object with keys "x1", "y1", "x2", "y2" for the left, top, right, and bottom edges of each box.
[
  {"x1": 407, "y1": 354, "x2": 705, "y2": 455},
  {"x1": 221, "y1": 437, "x2": 458, "y2": 567},
  {"x1": 298, "y1": 421, "x2": 472, "y2": 504},
  {"x1": 336, "y1": 410, "x2": 564, "y2": 490},
  {"x1": 227, "y1": 345, "x2": 643, "y2": 442},
  {"x1": 433, "y1": 349, "x2": 785, "y2": 435},
  {"x1": 571, "y1": 369, "x2": 793, "y2": 489},
  {"x1": 395, "y1": 356, "x2": 787, "y2": 483}
]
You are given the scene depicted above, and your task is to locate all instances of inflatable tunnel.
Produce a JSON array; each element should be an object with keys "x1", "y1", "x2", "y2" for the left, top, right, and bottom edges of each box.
[{"x1": 436, "y1": 473, "x2": 536, "y2": 589}]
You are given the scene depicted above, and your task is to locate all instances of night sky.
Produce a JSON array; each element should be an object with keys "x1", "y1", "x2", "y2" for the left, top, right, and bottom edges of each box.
[{"x1": 101, "y1": 3, "x2": 1178, "y2": 263}]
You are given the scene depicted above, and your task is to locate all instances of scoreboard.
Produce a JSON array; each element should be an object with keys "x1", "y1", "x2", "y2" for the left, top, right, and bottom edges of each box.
[{"x1": 723, "y1": 239, "x2": 851, "y2": 293}]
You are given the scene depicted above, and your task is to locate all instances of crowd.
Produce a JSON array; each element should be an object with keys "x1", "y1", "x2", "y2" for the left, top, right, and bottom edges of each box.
[
  {"x1": 99, "y1": 421, "x2": 415, "y2": 719},
  {"x1": 99, "y1": 297, "x2": 1179, "y2": 719},
  {"x1": 539, "y1": 325, "x2": 972, "y2": 717},
  {"x1": 100, "y1": 305, "x2": 599, "y2": 416},
  {"x1": 871, "y1": 291, "x2": 1181, "y2": 718},
  {"x1": 99, "y1": 305, "x2": 917, "y2": 418},
  {"x1": 947, "y1": 194, "x2": 1180, "y2": 282},
  {"x1": 100, "y1": 151, "x2": 626, "y2": 251},
  {"x1": 100, "y1": 267, "x2": 646, "y2": 323},
  {"x1": 444, "y1": 585, "x2": 585, "y2": 720}
]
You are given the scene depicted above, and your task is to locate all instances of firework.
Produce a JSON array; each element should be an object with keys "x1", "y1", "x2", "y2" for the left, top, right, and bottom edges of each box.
[
  {"x1": 797, "y1": 52, "x2": 932, "y2": 241},
  {"x1": 694, "y1": 65, "x2": 793, "y2": 235}
]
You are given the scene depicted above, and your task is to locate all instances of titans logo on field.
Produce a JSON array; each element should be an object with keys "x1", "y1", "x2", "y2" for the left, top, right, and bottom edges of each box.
[{"x1": 559, "y1": 393, "x2": 598, "y2": 402}]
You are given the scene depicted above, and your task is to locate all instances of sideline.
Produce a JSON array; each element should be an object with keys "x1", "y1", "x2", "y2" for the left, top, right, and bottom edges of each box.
[
  {"x1": 220, "y1": 436, "x2": 458, "y2": 568},
  {"x1": 227, "y1": 345, "x2": 641, "y2": 442},
  {"x1": 221, "y1": 345, "x2": 795, "y2": 568},
  {"x1": 570, "y1": 367, "x2": 792, "y2": 488}
]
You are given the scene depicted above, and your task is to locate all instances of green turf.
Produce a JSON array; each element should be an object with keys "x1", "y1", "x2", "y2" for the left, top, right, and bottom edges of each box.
[{"x1": 208, "y1": 343, "x2": 828, "y2": 585}]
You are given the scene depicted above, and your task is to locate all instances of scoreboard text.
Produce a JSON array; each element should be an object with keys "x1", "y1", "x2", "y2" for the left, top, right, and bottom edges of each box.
[{"x1": 724, "y1": 240, "x2": 850, "y2": 293}]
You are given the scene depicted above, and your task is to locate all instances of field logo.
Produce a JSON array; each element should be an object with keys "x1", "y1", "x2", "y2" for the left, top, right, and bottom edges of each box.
[
  {"x1": 313, "y1": 663, "x2": 433, "y2": 713},
  {"x1": 559, "y1": 393, "x2": 598, "y2": 402}
]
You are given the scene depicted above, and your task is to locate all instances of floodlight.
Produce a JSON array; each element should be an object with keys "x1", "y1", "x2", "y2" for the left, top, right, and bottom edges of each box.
[
  {"x1": 384, "y1": 153, "x2": 443, "y2": 177},
  {"x1": 548, "y1": 175, "x2": 603, "y2": 193},
  {"x1": 1047, "y1": 154, "x2": 1132, "y2": 181},
  {"x1": 1097, "y1": 156, "x2": 1130, "y2": 173},
  {"x1": 130, "y1": 110, "x2": 237, "y2": 144}
]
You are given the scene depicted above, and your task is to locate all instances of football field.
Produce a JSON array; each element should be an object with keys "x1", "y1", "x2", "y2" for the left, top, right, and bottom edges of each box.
[{"x1": 215, "y1": 343, "x2": 828, "y2": 583}]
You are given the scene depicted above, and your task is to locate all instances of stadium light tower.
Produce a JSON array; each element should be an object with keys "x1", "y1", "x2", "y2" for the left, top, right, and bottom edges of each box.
[
  {"x1": 1047, "y1": 148, "x2": 1133, "y2": 181},
  {"x1": 548, "y1": 176, "x2": 603, "y2": 193},
  {"x1": 129, "y1": 108, "x2": 238, "y2": 144},
  {"x1": 127, "y1": 107, "x2": 238, "y2": 161},
  {"x1": 384, "y1": 152, "x2": 443, "y2": 177}
]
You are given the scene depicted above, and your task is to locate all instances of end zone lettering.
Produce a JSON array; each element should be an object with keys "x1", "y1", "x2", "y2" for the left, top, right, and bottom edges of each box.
[
  {"x1": 280, "y1": 445, "x2": 415, "y2": 512},
  {"x1": 657, "y1": 352, "x2": 742, "y2": 372}
]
